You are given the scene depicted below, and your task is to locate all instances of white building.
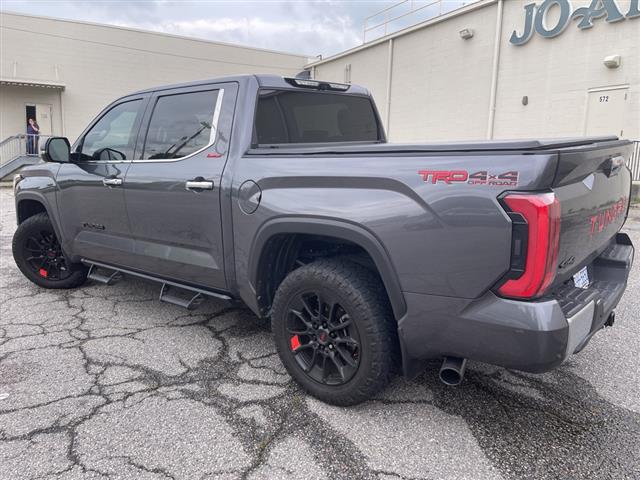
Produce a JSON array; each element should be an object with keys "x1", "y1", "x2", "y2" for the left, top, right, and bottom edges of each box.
[
  {"x1": 308, "y1": 0, "x2": 640, "y2": 144},
  {"x1": 0, "y1": 11, "x2": 310, "y2": 142},
  {"x1": 1, "y1": 1, "x2": 639, "y2": 179}
]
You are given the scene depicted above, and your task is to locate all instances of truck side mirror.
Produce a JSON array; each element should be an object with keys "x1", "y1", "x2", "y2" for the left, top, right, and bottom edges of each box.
[{"x1": 43, "y1": 137, "x2": 71, "y2": 163}]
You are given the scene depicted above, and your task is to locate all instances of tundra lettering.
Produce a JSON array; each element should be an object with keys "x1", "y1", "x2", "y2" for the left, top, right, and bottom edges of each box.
[{"x1": 590, "y1": 197, "x2": 628, "y2": 236}]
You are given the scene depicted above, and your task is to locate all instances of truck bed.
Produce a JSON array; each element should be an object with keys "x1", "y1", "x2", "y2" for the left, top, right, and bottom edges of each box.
[{"x1": 247, "y1": 136, "x2": 622, "y2": 155}]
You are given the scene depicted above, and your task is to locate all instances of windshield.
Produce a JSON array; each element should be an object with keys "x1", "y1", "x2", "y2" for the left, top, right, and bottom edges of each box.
[{"x1": 254, "y1": 89, "x2": 381, "y2": 146}]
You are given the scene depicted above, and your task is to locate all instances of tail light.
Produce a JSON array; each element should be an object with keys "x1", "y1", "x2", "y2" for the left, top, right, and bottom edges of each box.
[{"x1": 497, "y1": 192, "x2": 561, "y2": 299}]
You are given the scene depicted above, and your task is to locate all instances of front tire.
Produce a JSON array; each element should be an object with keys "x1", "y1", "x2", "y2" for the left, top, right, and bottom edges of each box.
[
  {"x1": 271, "y1": 258, "x2": 397, "y2": 406},
  {"x1": 12, "y1": 213, "x2": 88, "y2": 289}
]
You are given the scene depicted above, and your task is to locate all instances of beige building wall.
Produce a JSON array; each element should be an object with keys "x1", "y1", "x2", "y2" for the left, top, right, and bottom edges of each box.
[
  {"x1": 0, "y1": 12, "x2": 309, "y2": 141},
  {"x1": 314, "y1": 41, "x2": 392, "y2": 130},
  {"x1": 309, "y1": 0, "x2": 640, "y2": 143},
  {"x1": 0, "y1": 85, "x2": 63, "y2": 138},
  {"x1": 388, "y1": 2, "x2": 497, "y2": 141},
  {"x1": 495, "y1": 0, "x2": 640, "y2": 140}
]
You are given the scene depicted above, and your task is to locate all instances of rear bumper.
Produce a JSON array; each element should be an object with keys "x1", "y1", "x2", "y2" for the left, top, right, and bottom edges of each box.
[{"x1": 398, "y1": 233, "x2": 634, "y2": 378}]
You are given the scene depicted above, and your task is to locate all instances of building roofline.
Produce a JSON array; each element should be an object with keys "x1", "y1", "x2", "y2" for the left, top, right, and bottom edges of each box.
[
  {"x1": 0, "y1": 10, "x2": 315, "y2": 60},
  {"x1": 306, "y1": 0, "x2": 496, "y2": 68},
  {"x1": 0, "y1": 77, "x2": 66, "y2": 89}
]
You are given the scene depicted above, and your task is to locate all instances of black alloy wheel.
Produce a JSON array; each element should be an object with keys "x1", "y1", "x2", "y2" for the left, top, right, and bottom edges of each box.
[
  {"x1": 287, "y1": 291, "x2": 361, "y2": 385},
  {"x1": 12, "y1": 213, "x2": 88, "y2": 289},
  {"x1": 23, "y1": 228, "x2": 72, "y2": 281},
  {"x1": 272, "y1": 258, "x2": 397, "y2": 406}
]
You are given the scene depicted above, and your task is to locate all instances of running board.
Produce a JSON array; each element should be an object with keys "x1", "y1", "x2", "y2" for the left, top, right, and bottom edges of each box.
[
  {"x1": 81, "y1": 259, "x2": 233, "y2": 309},
  {"x1": 87, "y1": 264, "x2": 122, "y2": 285},
  {"x1": 159, "y1": 284, "x2": 204, "y2": 310}
]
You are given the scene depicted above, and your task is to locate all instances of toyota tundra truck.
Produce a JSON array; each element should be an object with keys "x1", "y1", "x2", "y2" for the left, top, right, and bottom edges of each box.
[{"x1": 12, "y1": 75, "x2": 634, "y2": 405}]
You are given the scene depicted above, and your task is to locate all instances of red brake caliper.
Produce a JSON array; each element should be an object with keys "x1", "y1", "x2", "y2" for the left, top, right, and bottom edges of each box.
[
  {"x1": 290, "y1": 335, "x2": 300, "y2": 351},
  {"x1": 39, "y1": 268, "x2": 48, "y2": 278}
]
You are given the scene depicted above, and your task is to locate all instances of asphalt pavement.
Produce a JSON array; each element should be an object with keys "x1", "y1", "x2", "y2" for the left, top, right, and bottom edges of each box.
[{"x1": 1, "y1": 187, "x2": 639, "y2": 480}]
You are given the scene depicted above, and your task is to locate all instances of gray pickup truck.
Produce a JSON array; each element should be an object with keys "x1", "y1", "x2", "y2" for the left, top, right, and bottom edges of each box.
[{"x1": 12, "y1": 75, "x2": 634, "y2": 405}]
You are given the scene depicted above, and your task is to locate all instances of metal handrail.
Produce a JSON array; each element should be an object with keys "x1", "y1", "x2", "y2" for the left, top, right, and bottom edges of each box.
[
  {"x1": 363, "y1": 0, "x2": 481, "y2": 43},
  {"x1": 0, "y1": 134, "x2": 20, "y2": 148},
  {"x1": 0, "y1": 134, "x2": 51, "y2": 166}
]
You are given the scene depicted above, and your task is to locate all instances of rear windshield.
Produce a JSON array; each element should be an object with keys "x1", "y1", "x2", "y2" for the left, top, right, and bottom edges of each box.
[{"x1": 254, "y1": 89, "x2": 381, "y2": 145}]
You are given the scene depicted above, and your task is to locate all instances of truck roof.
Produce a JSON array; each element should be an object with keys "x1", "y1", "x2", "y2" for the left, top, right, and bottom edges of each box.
[{"x1": 131, "y1": 74, "x2": 370, "y2": 96}]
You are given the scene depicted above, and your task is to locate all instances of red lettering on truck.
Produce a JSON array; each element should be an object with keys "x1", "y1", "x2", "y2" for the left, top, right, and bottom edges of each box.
[{"x1": 590, "y1": 198, "x2": 628, "y2": 236}]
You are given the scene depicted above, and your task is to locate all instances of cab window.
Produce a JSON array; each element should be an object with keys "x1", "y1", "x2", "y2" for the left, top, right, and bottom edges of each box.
[
  {"x1": 254, "y1": 90, "x2": 381, "y2": 145},
  {"x1": 78, "y1": 99, "x2": 142, "y2": 161},
  {"x1": 142, "y1": 89, "x2": 219, "y2": 160}
]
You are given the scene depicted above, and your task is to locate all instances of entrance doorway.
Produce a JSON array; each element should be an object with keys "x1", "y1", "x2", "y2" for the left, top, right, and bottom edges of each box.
[
  {"x1": 25, "y1": 104, "x2": 53, "y2": 136},
  {"x1": 584, "y1": 85, "x2": 629, "y2": 138}
]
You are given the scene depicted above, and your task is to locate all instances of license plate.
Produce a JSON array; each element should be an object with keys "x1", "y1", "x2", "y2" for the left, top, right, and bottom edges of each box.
[{"x1": 573, "y1": 266, "x2": 590, "y2": 289}]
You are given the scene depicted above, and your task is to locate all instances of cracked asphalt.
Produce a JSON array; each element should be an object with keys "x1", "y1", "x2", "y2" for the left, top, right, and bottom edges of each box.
[{"x1": 1, "y1": 186, "x2": 639, "y2": 480}]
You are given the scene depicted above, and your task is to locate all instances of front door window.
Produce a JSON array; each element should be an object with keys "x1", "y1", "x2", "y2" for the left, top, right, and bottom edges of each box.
[{"x1": 79, "y1": 99, "x2": 142, "y2": 161}]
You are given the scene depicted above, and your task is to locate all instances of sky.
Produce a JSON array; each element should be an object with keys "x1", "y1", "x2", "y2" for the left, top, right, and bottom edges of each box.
[{"x1": 1, "y1": 0, "x2": 474, "y2": 57}]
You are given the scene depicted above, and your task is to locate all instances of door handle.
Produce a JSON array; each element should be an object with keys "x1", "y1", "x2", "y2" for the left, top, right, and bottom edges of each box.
[
  {"x1": 103, "y1": 178, "x2": 123, "y2": 186},
  {"x1": 185, "y1": 180, "x2": 214, "y2": 190}
]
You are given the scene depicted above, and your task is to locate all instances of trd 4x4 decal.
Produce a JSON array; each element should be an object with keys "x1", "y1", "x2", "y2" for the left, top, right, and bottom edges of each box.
[{"x1": 418, "y1": 170, "x2": 519, "y2": 186}]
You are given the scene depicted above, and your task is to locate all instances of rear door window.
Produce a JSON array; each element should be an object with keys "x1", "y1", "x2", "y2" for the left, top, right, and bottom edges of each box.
[
  {"x1": 143, "y1": 89, "x2": 219, "y2": 160},
  {"x1": 254, "y1": 90, "x2": 380, "y2": 145}
]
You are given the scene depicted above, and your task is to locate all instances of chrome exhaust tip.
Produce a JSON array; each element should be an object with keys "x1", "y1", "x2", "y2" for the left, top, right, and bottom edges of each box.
[{"x1": 439, "y1": 356, "x2": 467, "y2": 386}]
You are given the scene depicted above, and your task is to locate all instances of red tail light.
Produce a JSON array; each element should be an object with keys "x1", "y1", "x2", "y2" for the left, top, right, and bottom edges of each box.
[{"x1": 498, "y1": 192, "x2": 561, "y2": 299}]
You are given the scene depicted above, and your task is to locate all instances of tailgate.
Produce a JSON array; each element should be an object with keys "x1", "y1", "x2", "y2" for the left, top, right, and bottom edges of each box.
[{"x1": 551, "y1": 140, "x2": 633, "y2": 286}]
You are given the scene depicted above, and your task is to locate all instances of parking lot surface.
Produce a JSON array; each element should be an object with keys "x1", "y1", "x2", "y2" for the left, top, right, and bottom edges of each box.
[{"x1": 1, "y1": 187, "x2": 639, "y2": 480}]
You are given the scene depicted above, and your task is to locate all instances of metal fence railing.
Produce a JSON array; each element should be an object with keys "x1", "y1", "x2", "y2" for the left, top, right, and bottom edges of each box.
[
  {"x1": 628, "y1": 140, "x2": 640, "y2": 182},
  {"x1": 0, "y1": 134, "x2": 51, "y2": 167},
  {"x1": 363, "y1": 0, "x2": 481, "y2": 43}
]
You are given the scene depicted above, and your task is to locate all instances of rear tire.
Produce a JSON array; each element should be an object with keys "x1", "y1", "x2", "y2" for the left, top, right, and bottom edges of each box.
[
  {"x1": 12, "y1": 213, "x2": 88, "y2": 289},
  {"x1": 271, "y1": 258, "x2": 397, "y2": 406}
]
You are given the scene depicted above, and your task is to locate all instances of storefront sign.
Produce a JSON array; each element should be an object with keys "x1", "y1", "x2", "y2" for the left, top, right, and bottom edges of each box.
[{"x1": 510, "y1": 0, "x2": 640, "y2": 46}]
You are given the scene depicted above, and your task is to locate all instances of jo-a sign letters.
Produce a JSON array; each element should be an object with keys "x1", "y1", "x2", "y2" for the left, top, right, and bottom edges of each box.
[{"x1": 510, "y1": 0, "x2": 640, "y2": 46}]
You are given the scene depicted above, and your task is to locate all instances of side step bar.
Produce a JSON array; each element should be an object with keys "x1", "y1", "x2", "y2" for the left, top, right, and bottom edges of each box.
[
  {"x1": 82, "y1": 259, "x2": 233, "y2": 309},
  {"x1": 87, "y1": 264, "x2": 122, "y2": 285},
  {"x1": 159, "y1": 283, "x2": 205, "y2": 310}
]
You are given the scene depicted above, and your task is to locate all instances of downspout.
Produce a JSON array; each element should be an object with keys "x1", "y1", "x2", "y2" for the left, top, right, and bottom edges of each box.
[
  {"x1": 487, "y1": 0, "x2": 504, "y2": 139},
  {"x1": 59, "y1": 89, "x2": 66, "y2": 137},
  {"x1": 385, "y1": 38, "x2": 394, "y2": 138}
]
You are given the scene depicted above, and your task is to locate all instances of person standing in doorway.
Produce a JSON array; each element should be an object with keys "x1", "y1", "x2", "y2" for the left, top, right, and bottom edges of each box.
[{"x1": 27, "y1": 118, "x2": 40, "y2": 155}]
